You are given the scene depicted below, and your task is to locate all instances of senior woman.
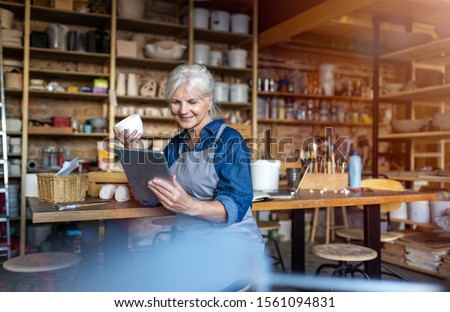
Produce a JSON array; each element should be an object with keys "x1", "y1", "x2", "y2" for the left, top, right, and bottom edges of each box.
[{"x1": 114, "y1": 64, "x2": 265, "y2": 291}]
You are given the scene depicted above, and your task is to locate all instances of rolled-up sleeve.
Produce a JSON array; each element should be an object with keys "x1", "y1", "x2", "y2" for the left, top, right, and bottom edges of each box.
[{"x1": 212, "y1": 132, "x2": 253, "y2": 226}]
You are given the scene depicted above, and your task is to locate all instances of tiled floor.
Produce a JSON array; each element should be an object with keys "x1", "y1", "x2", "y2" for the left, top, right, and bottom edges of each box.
[{"x1": 1, "y1": 237, "x2": 448, "y2": 292}]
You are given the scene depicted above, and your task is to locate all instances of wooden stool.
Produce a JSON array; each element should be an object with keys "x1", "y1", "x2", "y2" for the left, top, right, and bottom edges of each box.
[
  {"x1": 310, "y1": 206, "x2": 348, "y2": 244},
  {"x1": 3, "y1": 252, "x2": 81, "y2": 291},
  {"x1": 311, "y1": 243, "x2": 377, "y2": 279},
  {"x1": 336, "y1": 228, "x2": 403, "y2": 243},
  {"x1": 257, "y1": 220, "x2": 286, "y2": 272}
]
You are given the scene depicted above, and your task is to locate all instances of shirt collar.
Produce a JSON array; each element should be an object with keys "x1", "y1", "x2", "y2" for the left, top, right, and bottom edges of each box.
[{"x1": 178, "y1": 119, "x2": 224, "y2": 141}]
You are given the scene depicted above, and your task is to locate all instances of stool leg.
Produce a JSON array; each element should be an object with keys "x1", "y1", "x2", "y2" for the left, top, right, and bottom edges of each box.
[
  {"x1": 325, "y1": 207, "x2": 331, "y2": 244},
  {"x1": 315, "y1": 263, "x2": 339, "y2": 276},
  {"x1": 341, "y1": 206, "x2": 348, "y2": 229},
  {"x1": 310, "y1": 207, "x2": 319, "y2": 243},
  {"x1": 263, "y1": 235, "x2": 286, "y2": 272}
]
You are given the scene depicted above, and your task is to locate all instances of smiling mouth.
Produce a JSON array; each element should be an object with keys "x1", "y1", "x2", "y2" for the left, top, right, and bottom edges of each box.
[{"x1": 178, "y1": 115, "x2": 193, "y2": 120}]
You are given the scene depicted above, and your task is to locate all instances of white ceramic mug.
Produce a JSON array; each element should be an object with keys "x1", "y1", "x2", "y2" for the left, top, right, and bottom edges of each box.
[{"x1": 114, "y1": 113, "x2": 144, "y2": 135}]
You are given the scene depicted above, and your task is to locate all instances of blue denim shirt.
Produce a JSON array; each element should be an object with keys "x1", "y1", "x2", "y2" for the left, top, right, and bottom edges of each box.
[{"x1": 164, "y1": 119, "x2": 253, "y2": 224}]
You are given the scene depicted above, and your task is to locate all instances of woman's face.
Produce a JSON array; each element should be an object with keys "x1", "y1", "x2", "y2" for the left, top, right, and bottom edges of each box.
[{"x1": 169, "y1": 86, "x2": 212, "y2": 133}]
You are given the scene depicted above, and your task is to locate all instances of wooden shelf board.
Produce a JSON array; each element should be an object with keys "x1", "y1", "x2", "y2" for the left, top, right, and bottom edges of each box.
[
  {"x1": 116, "y1": 115, "x2": 173, "y2": 122},
  {"x1": 3, "y1": 45, "x2": 24, "y2": 58},
  {"x1": 381, "y1": 37, "x2": 450, "y2": 66},
  {"x1": 380, "y1": 83, "x2": 450, "y2": 102},
  {"x1": 379, "y1": 130, "x2": 450, "y2": 140},
  {"x1": 117, "y1": 18, "x2": 187, "y2": 37},
  {"x1": 207, "y1": 65, "x2": 253, "y2": 79},
  {"x1": 29, "y1": 90, "x2": 108, "y2": 100},
  {"x1": 0, "y1": 1, "x2": 24, "y2": 18},
  {"x1": 195, "y1": 29, "x2": 253, "y2": 45},
  {"x1": 28, "y1": 130, "x2": 108, "y2": 137},
  {"x1": 4, "y1": 89, "x2": 23, "y2": 96},
  {"x1": 29, "y1": 69, "x2": 109, "y2": 79},
  {"x1": 383, "y1": 172, "x2": 450, "y2": 183},
  {"x1": 381, "y1": 216, "x2": 440, "y2": 229},
  {"x1": 219, "y1": 102, "x2": 252, "y2": 108},
  {"x1": 30, "y1": 47, "x2": 110, "y2": 63},
  {"x1": 115, "y1": 57, "x2": 185, "y2": 70},
  {"x1": 116, "y1": 96, "x2": 166, "y2": 104},
  {"x1": 30, "y1": 5, "x2": 111, "y2": 28},
  {"x1": 258, "y1": 118, "x2": 372, "y2": 127},
  {"x1": 258, "y1": 91, "x2": 372, "y2": 102}
]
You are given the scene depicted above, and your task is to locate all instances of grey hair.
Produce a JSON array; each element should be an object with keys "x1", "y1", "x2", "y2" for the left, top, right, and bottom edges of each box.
[{"x1": 164, "y1": 64, "x2": 219, "y2": 117}]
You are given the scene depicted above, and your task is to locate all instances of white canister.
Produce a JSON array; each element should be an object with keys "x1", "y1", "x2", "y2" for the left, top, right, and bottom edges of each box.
[
  {"x1": 116, "y1": 72, "x2": 126, "y2": 96},
  {"x1": 194, "y1": 8, "x2": 209, "y2": 29},
  {"x1": 25, "y1": 173, "x2": 38, "y2": 197},
  {"x1": 194, "y1": 43, "x2": 210, "y2": 64},
  {"x1": 230, "y1": 83, "x2": 249, "y2": 103},
  {"x1": 127, "y1": 73, "x2": 139, "y2": 96},
  {"x1": 318, "y1": 63, "x2": 336, "y2": 96},
  {"x1": 228, "y1": 49, "x2": 247, "y2": 68},
  {"x1": 250, "y1": 160, "x2": 281, "y2": 192},
  {"x1": 429, "y1": 200, "x2": 450, "y2": 225},
  {"x1": 209, "y1": 50, "x2": 223, "y2": 66},
  {"x1": 389, "y1": 202, "x2": 407, "y2": 230},
  {"x1": 407, "y1": 201, "x2": 430, "y2": 223},
  {"x1": 210, "y1": 10, "x2": 230, "y2": 32},
  {"x1": 231, "y1": 14, "x2": 250, "y2": 34},
  {"x1": 214, "y1": 82, "x2": 229, "y2": 102}
]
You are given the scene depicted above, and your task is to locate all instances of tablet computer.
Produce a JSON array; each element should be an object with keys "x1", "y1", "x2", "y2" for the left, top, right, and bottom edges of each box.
[{"x1": 115, "y1": 147, "x2": 172, "y2": 203}]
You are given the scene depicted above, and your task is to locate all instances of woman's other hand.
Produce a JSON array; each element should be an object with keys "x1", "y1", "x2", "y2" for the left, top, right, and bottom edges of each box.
[
  {"x1": 148, "y1": 175, "x2": 195, "y2": 215},
  {"x1": 114, "y1": 127, "x2": 142, "y2": 148}
]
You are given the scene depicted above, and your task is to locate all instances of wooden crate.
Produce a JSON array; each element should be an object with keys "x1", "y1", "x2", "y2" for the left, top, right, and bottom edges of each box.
[{"x1": 87, "y1": 171, "x2": 129, "y2": 197}]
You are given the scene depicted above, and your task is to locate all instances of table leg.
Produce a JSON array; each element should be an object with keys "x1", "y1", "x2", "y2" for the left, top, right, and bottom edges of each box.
[
  {"x1": 103, "y1": 219, "x2": 130, "y2": 284},
  {"x1": 79, "y1": 220, "x2": 100, "y2": 290},
  {"x1": 363, "y1": 204, "x2": 381, "y2": 278},
  {"x1": 291, "y1": 209, "x2": 305, "y2": 273}
]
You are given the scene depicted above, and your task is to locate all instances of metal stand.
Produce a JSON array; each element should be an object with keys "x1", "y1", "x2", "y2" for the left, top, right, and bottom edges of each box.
[{"x1": 0, "y1": 16, "x2": 12, "y2": 260}]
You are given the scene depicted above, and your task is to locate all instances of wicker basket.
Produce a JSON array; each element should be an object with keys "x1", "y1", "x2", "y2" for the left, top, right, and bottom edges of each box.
[{"x1": 37, "y1": 173, "x2": 88, "y2": 203}]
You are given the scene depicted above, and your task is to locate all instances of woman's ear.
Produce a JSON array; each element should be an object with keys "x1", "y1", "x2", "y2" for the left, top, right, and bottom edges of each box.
[{"x1": 208, "y1": 97, "x2": 213, "y2": 110}]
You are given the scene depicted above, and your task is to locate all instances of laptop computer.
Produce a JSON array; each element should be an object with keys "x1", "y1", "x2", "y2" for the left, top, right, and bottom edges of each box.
[
  {"x1": 253, "y1": 163, "x2": 310, "y2": 202},
  {"x1": 115, "y1": 147, "x2": 173, "y2": 203}
]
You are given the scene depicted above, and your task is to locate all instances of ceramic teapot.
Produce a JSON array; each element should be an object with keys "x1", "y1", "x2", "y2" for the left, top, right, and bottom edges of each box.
[{"x1": 144, "y1": 40, "x2": 186, "y2": 60}]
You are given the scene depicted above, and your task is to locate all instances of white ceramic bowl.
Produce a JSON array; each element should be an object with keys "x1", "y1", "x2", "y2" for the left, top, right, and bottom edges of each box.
[
  {"x1": 114, "y1": 113, "x2": 144, "y2": 135},
  {"x1": 383, "y1": 83, "x2": 404, "y2": 94},
  {"x1": 390, "y1": 118, "x2": 430, "y2": 133},
  {"x1": 144, "y1": 41, "x2": 186, "y2": 60},
  {"x1": 432, "y1": 112, "x2": 450, "y2": 130}
]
